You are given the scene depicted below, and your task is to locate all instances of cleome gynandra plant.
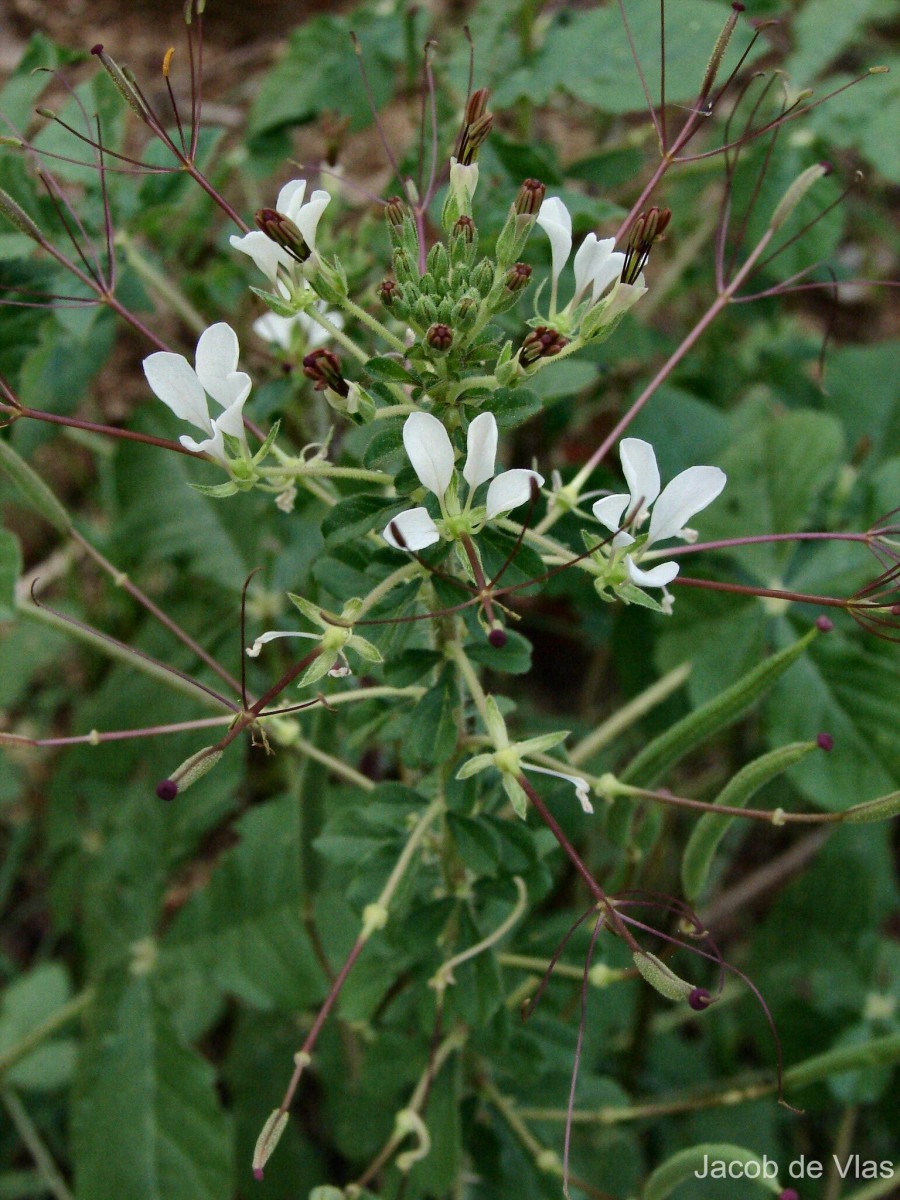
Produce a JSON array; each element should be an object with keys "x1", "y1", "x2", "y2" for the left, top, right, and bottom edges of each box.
[{"x1": 0, "y1": 1, "x2": 898, "y2": 1199}]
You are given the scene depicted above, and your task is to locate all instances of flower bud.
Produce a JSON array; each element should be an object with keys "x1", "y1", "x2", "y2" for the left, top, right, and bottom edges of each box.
[
  {"x1": 458, "y1": 113, "x2": 493, "y2": 166},
  {"x1": 155, "y1": 745, "x2": 223, "y2": 800},
  {"x1": 453, "y1": 215, "x2": 475, "y2": 243},
  {"x1": 688, "y1": 987, "x2": 713, "y2": 1011},
  {"x1": 514, "y1": 178, "x2": 546, "y2": 216},
  {"x1": 621, "y1": 206, "x2": 671, "y2": 284},
  {"x1": 303, "y1": 348, "x2": 349, "y2": 397},
  {"x1": 504, "y1": 262, "x2": 532, "y2": 293},
  {"x1": 465, "y1": 87, "x2": 491, "y2": 126},
  {"x1": 385, "y1": 195, "x2": 406, "y2": 226},
  {"x1": 255, "y1": 208, "x2": 310, "y2": 263},
  {"x1": 426, "y1": 323, "x2": 453, "y2": 352},
  {"x1": 378, "y1": 278, "x2": 401, "y2": 307},
  {"x1": 519, "y1": 326, "x2": 568, "y2": 365}
]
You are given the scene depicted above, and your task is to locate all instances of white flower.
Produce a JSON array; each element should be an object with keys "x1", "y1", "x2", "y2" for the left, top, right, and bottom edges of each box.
[
  {"x1": 230, "y1": 179, "x2": 331, "y2": 286},
  {"x1": 449, "y1": 157, "x2": 480, "y2": 210},
  {"x1": 384, "y1": 411, "x2": 544, "y2": 551},
  {"x1": 536, "y1": 196, "x2": 625, "y2": 316},
  {"x1": 143, "y1": 322, "x2": 251, "y2": 466},
  {"x1": 591, "y1": 437, "x2": 726, "y2": 607},
  {"x1": 252, "y1": 305, "x2": 344, "y2": 351}
]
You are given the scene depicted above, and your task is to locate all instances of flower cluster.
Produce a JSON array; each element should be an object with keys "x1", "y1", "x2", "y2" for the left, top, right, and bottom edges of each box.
[{"x1": 384, "y1": 411, "x2": 543, "y2": 551}]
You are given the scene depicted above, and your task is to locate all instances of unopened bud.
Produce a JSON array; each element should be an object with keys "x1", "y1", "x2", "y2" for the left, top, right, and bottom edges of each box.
[
  {"x1": 769, "y1": 163, "x2": 829, "y2": 232},
  {"x1": 459, "y1": 112, "x2": 493, "y2": 165},
  {"x1": 426, "y1": 322, "x2": 453, "y2": 352},
  {"x1": 378, "y1": 278, "x2": 401, "y2": 306},
  {"x1": 621, "y1": 206, "x2": 671, "y2": 283},
  {"x1": 815, "y1": 615, "x2": 834, "y2": 632},
  {"x1": 504, "y1": 262, "x2": 532, "y2": 293},
  {"x1": 303, "y1": 348, "x2": 349, "y2": 397},
  {"x1": 255, "y1": 208, "x2": 310, "y2": 262},
  {"x1": 688, "y1": 987, "x2": 713, "y2": 1011},
  {"x1": 816, "y1": 732, "x2": 834, "y2": 751},
  {"x1": 519, "y1": 326, "x2": 568, "y2": 365},
  {"x1": 156, "y1": 779, "x2": 178, "y2": 802},
  {"x1": 385, "y1": 195, "x2": 406, "y2": 226},
  {"x1": 453, "y1": 215, "x2": 475, "y2": 243},
  {"x1": 488, "y1": 626, "x2": 507, "y2": 649},
  {"x1": 514, "y1": 178, "x2": 546, "y2": 216},
  {"x1": 465, "y1": 87, "x2": 491, "y2": 125},
  {"x1": 778, "y1": 1191, "x2": 800, "y2": 1200}
]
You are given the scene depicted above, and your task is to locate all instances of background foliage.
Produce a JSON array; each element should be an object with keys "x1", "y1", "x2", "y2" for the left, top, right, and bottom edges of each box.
[{"x1": 0, "y1": 1, "x2": 898, "y2": 1199}]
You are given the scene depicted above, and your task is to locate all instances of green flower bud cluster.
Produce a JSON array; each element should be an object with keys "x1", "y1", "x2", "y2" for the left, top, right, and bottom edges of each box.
[{"x1": 379, "y1": 192, "x2": 538, "y2": 377}]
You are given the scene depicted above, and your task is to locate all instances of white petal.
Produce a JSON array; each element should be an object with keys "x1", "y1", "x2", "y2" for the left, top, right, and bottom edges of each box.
[
  {"x1": 245, "y1": 629, "x2": 317, "y2": 658},
  {"x1": 449, "y1": 158, "x2": 479, "y2": 207},
  {"x1": 293, "y1": 189, "x2": 331, "y2": 256},
  {"x1": 601, "y1": 274, "x2": 647, "y2": 322},
  {"x1": 591, "y1": 493, "x2": 630, "y2": 532},
  {"x1": 625, "y1": 556, "x2": 680, "y2": 588},
  {"x1": 212, "y1": 386, "x2": 250, "y2": 446},
  {"x1": 229, "y1": 230, "x2": 290, "y2": 283},
  {"x1": 276, "y1": 178, "x2": 307, "y2": 219},
  {"x1": 383, "y1": 507, "x2": 440, "y2": 551},
  {"x1": 620, "y1": 438, "x2": 660, "y2": 521},
  {"x1": 590, "y1": 251, "x2": 625, "y2": 302},
  {"x1": 485, "y1": 469, "x2": 544, "y2": 519},
  {"x1": 647, "y1": 466, "x2": 727, "y2": 546},
  {"x1": 536, "y1": 196, "x2": 572, "y2": 287},
  {"x1": 143, "y1": 352, "x2": 211, "y2": 432},
  {"x1": 195, "y1": 322, "x2": 240, "y2": 407},
  {"x1": 253, "y1": 312, "x2": 297, "y2": 349},
  {"x1": 179, "y1": 427, "x2": 227, "y2": 465},
  {"x1": 463, "y1": 411, "x2": 498, "y2": 490},
  {"x1": 403, "y1": 412, "x2": 455, "y2": 497}
]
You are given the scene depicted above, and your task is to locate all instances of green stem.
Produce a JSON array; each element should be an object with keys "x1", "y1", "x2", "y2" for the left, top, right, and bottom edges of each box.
[
  {"x1": 355, "y1": 562, "x2": 421, "y2": 619},
  {"x1": 0, "y1": 990, "x2": 94, "y2": 1079},
  {"x1": 1, "y1": 1089, "x2": 75, "y2": 1200},
  {"x1": 569, "y1": 662, "x2": 692, "y2": 765},
  {"x1": 115, "y1": 232, "x2": 208, "y2": 334},
  {"x1": 341, "y1": 294, "x2": 407, "y2": 354},
  {"x1": 290, "y1": 734, "x2": 375, "y2": 791},
  {"x1": 446, "y1": 641, "x2": 491, "y2": 729}
]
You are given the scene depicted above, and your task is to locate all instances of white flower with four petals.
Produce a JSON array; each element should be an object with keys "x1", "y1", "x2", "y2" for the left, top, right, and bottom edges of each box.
[
  {"x1": 384, "y1": 411, "x2": 544, "y2": 551},
  {"x1": 143, "y1": 323, "x2": 251, "y2": 467},
  {"x1": 536, "y1": 196, "x2": 626, "y2": 317},
  {"x1": 591, "y1": 437, "x2": 726, "y2": 610},
  {"x1": 230, "y1": 179, "x2": 331, "y2": 288}
]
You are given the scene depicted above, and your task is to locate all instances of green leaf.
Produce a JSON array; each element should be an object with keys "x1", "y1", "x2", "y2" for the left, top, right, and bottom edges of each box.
[
  {"x1": 73, "y1": 977, "x2": 233, "y2": 1200},
  {"x1": 643, "y1": 1144, "x2": 784, "y2": 1200},
  {"x1": 785, "y1": 0, "x2": 889, "y2": 84},
  {"x1": 488, "y1": 386, "x2": 543, "y2": 431},
  {"x1": 401, "y1": 664, "x2": 459, "y2": 767},
  {"x1": 365, "y1": 357, "x2": 422, "y2": 385},
  {"x1": 248, "y1": 13, "x2": 404, "y2": 136},
  {"x1": 493, "y1": 0, "x2": 763, "y2": 113},
  {"x1": 465, "y1": 628, "x2": 532, "y2": 675},
  {"x1": 765, "y1": 634, "x2": 900, "y2": 809},
  {"x1": 0, "y1": 529, "x2": 21, "y2": 620},
  {"x1": 321, "y1": 494, "x2": 407, "y2": 547},
  {"x1": 0, "y1": 439, "x2": 72, "y2": 532},
  {"x1": 0, "y1": 964, "x2": 76, "y2": 1091},
  {"x1": 163, "y1": 795, "x2": 325, "y2": 1012}
]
